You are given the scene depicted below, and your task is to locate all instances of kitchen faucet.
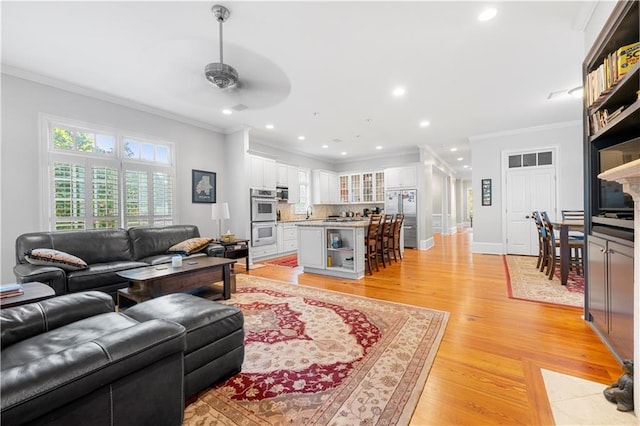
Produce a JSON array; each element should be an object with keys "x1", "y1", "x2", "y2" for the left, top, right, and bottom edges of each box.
[{"x1": 306, "y1": 205, "x2": 313, "y2": 220}]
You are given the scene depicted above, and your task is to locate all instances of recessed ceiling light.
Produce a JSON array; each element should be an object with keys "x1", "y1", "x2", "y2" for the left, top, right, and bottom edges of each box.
[
  {"x1": 265, "y1": 124, "x2": 274, "y2": 129},
  {"x1": 341, "y1": 152, "x2": 347, "y2": 156},
  {"x1": 463, "y1": 165, "x2": 469, "y2": 168},
  {"x1": 365, "y1": 118, "x2": 373, "y2": 123},
  {"x1": 298, "y1": 136, "x2": 306, "y2": 141},
  {"x1": 478, "y1": 8, "x2": 497, "y2": 22},
  {"x1": 322, "y1": 144, "x2": 329, "y2": 149},
  {"x1": 450, "y1": 147, "x2": 458, "y2": 152},
  {"x1": 419, "y1": 120, "x2": 430, "y2": 127},
  {"x1": 376, "y1": 146, "x2": 383, "y2": 150},
  {"x1": 222, "y1": 109, "x2": 232, "y2": 115},
  {"x1": 457, "y1": 157, "x2": 463, "y2": 161},
  {"x1": 392, "y1": 87, "x2": 406, "y2": 97}
]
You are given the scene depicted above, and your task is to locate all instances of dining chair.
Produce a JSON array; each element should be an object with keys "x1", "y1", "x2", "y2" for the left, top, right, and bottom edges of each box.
[
  {"x1": 377, "y1": 214, "x2": 394, "y2": 268},
  {"x1": 532, "y1": 211, "x2": 547, "y2": 270},
  {"x1": 365, "y1": 214, "x2": 382, "y2": 275},
  {"x1": 541, "y1": 211, "x2": 584, "y2": 280},
  {"x1": 390, "y1": 214, "x2": 405, "y2": 262},
  {"x1": 561, "y1": 209, "x2": 585, "y2": 240}
]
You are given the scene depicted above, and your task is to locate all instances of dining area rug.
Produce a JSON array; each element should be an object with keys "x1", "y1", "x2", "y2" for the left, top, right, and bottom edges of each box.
[
  {"x1": 504, "y1": 255, "x2": 584, "y2": 307},
  {"x1": 183, "y1": 275, "x2": 449, "y2": 425}
]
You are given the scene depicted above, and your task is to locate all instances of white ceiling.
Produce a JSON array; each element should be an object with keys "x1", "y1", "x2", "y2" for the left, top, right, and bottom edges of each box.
[{"x1": 1, "y1": 1, "x2": 593, "y2": 179}]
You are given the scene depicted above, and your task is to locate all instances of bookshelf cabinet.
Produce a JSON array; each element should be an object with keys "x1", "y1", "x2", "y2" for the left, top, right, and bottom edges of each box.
[{"x1": 583, "y1": 0, "x2": 638, "y2": 363}]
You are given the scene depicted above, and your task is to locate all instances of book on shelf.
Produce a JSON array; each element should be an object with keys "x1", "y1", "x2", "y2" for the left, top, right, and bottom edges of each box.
[
  {"x1": 617, "y1": 41, "x2": 639, "y2": 79},
  {"x1": 586, "y1": 40, "x2": 639, "y2": 107}
]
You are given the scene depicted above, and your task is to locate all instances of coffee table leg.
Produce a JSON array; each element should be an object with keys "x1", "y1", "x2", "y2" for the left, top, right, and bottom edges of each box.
[{"x1": 223, "y1": 264, "x2": 231, "y2": 300}]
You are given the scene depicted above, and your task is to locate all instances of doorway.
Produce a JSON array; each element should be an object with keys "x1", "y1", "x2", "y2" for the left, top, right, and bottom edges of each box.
[{"x1": 504, "y1": 150, "x2": 557, "y2": 255}]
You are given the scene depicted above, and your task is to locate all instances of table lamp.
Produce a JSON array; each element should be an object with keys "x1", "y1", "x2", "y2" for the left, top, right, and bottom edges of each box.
[{"x1": 211, "y1": 202, "x2": 230, "y2": 239}]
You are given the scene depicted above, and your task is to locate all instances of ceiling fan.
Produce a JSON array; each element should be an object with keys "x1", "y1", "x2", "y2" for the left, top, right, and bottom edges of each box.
[{"x1": 204, "y1": 5, "x2": 239, "y2": 90}]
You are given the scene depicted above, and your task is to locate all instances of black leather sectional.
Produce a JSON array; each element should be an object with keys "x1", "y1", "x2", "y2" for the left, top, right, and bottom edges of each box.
[
  {"x1": 1, "y1": 291, "x2": 245, "y2": 426},
  {"x1": 13, "y1": 225, "x2": 223, "y2": 297}
]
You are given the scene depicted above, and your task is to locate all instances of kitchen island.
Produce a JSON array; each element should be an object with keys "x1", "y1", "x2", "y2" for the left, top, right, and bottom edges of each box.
[{"x1": 297, "y1": 219, "x2": 368, "y2": 280}]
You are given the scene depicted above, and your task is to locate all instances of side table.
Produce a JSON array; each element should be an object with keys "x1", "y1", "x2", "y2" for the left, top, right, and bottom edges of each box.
[
  {"x1": 215, "y1": 239, "x2": 250, "y2": 270},
  {"x1": 0, "y1": 282, "x2": 56, "y2": 309}
]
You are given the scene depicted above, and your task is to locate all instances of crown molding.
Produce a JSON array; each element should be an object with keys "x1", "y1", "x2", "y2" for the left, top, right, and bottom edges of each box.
[{"x1": 467, "y1": 120, "x2": 582, "y2": 142}]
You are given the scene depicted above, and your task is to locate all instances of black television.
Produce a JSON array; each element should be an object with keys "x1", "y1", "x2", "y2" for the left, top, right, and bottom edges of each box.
[{"x1": 597, "y1": 137, "x2": 640, "y2": 213}]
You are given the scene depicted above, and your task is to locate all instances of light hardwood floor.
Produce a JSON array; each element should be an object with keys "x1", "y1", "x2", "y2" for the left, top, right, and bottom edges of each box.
[{"x1": 240, "y1": 230, "x2": 622, "y2": 425}]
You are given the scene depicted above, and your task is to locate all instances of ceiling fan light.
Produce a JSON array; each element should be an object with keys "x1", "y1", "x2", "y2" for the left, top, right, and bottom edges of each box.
[{"x1": 205, "y1": 62, "x2": 239, "y2": 89}]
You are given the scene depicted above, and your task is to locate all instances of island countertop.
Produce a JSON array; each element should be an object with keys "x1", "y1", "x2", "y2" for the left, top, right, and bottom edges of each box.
[{"x1": 295, "y1": 219, "x2": 369, "y2": 228}]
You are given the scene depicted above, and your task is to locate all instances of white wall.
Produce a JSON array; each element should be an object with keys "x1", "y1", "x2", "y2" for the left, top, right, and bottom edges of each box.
[
  {"x1": 1, "y1": 74, "x2": 227, "y2": 283},
  {"x1": 470, "y1": 121, "x2": 583, "y2": 254}
]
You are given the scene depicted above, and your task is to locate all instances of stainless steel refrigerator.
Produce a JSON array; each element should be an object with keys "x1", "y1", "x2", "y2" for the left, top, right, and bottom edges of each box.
[{"x1": 385, "y1": 189, "x2": 417, "y2": 248}]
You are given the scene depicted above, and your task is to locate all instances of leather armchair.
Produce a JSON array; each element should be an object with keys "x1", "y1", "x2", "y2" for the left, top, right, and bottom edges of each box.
[{"x1": 1, "y1": 292, "x2": 187, "y2": 426}]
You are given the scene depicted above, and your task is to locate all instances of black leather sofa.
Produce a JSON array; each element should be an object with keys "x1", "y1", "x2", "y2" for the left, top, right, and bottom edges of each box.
[
  {"x1": 0, "y1": 291, "x2": 187, "y2": 426},
  {"x1": 13, "y1": 225, "x2": 223, "y2": 298}
]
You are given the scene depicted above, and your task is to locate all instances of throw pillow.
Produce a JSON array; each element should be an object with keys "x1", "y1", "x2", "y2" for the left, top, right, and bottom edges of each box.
[
  {"x1": 25, "y1": 248, "x2": 88, "y2": 271},
  {"x1": 167, "y1": 237, "x2": 213, "y2": 255}
]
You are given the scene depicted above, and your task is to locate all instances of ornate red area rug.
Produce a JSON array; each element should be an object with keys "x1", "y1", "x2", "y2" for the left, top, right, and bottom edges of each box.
[
  {"x1": 265, "y1": 254, "x2": 299, "y2": 268},
  {"x1": 183, "y1": 275, "x2": 449, "y2": 425},
  {"x1": 504, "y1": 255, "x2": 584, "y2": 307}
]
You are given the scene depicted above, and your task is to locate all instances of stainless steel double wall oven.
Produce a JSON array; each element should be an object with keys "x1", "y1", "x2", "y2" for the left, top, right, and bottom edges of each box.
[{"x1": 250, "y1": 189, "x2": 277, "y2": 247}]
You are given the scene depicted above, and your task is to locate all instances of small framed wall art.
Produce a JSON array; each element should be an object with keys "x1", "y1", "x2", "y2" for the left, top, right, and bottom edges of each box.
[
  {"x1": 481, "y1": 178, "x2": 492, "y2": 206},
  {"x1": 192, "y1": 169, "x2": 216, "y2": 203}
]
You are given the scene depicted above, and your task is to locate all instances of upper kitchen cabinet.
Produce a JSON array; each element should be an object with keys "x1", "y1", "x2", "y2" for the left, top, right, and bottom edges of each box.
[
  {"x1": 276, "y1": 162, "x2": 300, "y2": 203},
  {"x1": 287, "y1": 166, "x2": 300, "y2": 203},
  {"x1": 385, "y1": 166, "x2": 417, "y2": 189},
  {"x1": 276, "y1": 163, "x2": 289, "y2": 186},
  {"x1": 339, "y1": 171, "x2": 384, "y2": 203},
  {"x1": 250, "y1": 155, "x2": 277, "y2": 190},
  {"x1": 312, "y1": 170, "x2": 339, "y2": 204}
]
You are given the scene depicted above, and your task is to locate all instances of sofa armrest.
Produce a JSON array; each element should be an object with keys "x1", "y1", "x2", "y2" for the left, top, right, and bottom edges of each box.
[
  {"x1": 205, "y1": 243, "x2": 225, "y2": 257},
  {"x1": 1, "y1": 291, "x2": 114, "y2": 348},
  {"x1": 13, "y1": 263, "x2": 66, "y2": 295},
  {"x1": 1, "y1": 319, "x2": 186, "y2": 424}
]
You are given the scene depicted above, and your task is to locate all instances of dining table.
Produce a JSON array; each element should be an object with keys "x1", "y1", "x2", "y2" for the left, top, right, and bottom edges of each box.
[{"x1": 551, "y1": 219, "x2": 585, "y2": 285}]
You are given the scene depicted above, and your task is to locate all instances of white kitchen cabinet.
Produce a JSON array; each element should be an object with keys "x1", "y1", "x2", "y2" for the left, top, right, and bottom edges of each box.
[
  {"x1": 298, "y1": 226, "x2": 325, "y2": 269},
  {"x1": 250, "y1": 155, "x2": 277, "y2": 190},
  {"x1": 276, "y1": 163, "x2": 288, "y2": 186},
  {"x1": 276, "y1": 222, "x2": 298, "y2": 255},
  {"x1": 312, "y1": 170, "x2": 339, "y2": 204},
  {"x1": 250, "y1": 243, "x2": 278, "y2": 262},
  {"x1": 276, "y1": 223, "x2": 285, "y2": 253},
  {"x1": 385, "y1": 166, "x2": 417, "y2": 189},
  {"x1": 287, "y1": 166, "x2": 300, "y2": 203},
  {"x1": 340, "y1": 171, "x2": 384, "y2": 203},
  {"x1": 297, "y1": 221, "x2": 365, "y2": 279}
]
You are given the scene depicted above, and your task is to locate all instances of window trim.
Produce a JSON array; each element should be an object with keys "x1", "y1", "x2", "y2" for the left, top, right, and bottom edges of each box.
[{"x1": 40, "y1": 114, "x2": 177, "y2": 230}]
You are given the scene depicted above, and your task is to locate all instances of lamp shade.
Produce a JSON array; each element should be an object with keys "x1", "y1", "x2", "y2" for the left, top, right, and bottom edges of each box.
[{"x1": 211, "y1": 202, "x2": 230, "y2": 220}]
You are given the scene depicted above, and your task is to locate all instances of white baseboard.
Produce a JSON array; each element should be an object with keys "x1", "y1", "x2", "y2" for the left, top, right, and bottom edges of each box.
[
  {"x1": 419, "y1": 237, "x2": 434, "y2": 250},
  {"x1": 471, "y1": 242, "x2": 504, "y2": 255}
]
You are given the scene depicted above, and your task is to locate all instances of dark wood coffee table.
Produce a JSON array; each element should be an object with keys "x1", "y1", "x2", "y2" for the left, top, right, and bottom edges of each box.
[
  {"x1": 116, "y1": 257, "x2": 237, "y2": 308},
  {"x1": 0, "y1": 282, "x2": 56, "y2": 309}
]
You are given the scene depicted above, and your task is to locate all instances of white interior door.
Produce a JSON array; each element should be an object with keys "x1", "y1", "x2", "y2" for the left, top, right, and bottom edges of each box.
[{"x1": 506, "y1": 167, "x2": 556, "y2": 255}]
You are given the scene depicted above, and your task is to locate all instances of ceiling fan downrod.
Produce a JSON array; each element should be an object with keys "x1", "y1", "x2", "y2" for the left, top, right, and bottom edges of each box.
[{"x1": 205, "y1": 4, "x2": 238, "y2": 89}]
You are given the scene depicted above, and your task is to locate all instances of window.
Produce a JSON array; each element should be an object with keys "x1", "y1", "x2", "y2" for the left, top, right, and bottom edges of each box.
[
  {"x1": 508, "y1": 150, "x2": 553, "y2": 168},
  {"x1": 295, "y1": 169, "x2": 310, "y2": 214},
  {"x1": 46, "y1": 118, "x2": 175, "y2": 230}
]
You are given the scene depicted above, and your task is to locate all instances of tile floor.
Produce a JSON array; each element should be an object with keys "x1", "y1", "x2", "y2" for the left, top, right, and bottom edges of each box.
[{"x1": 542, "y1": 369, "x2": 638, "y2": 425}]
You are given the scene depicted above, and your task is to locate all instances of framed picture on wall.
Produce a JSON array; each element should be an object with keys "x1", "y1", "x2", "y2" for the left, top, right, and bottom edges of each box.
[
  {"x1": 481, "y1": 179, "x2": 492, "y2": 206},
  {"x1": 192, "y1": 170, "x2": 216, "y2": 203}
]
